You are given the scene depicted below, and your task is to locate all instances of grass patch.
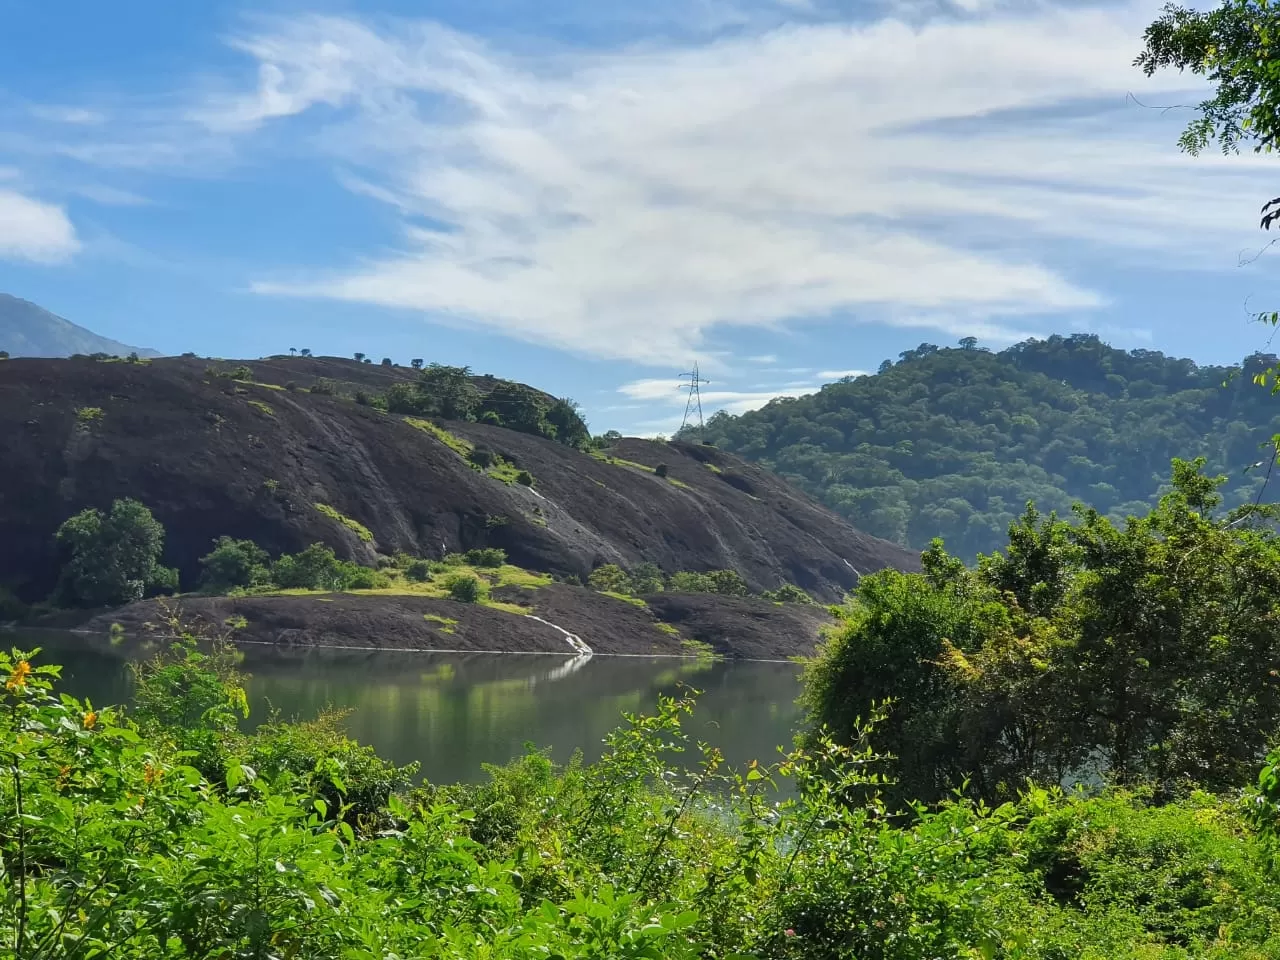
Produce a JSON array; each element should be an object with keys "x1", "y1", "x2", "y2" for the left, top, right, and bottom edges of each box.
[
  {"x1": 247, "y1": 399, "x2": 274, "y2": 417},
  {"x1": 590, "y1": 451, "x2": 659, "y2": 474},
  {"x1": 654, "y1": 622, "x2": 682, "y2": 637},
  {"x1": 681, "y1": 638, "x2": 718, "y2": 658},
  {"x1": 423, "y1": 613, "x2": 458, "y2": 635},
  {"x1": 494, "y1": 565, "x2": 553, "y2": 589},
  {"x1": 405, "y1": 417, "x2": 473, "y2": 458},
  {"x1": 668, "y1": 477, "x2": 692, "y2": 490},
  {"x1": 601, "y1": 590, "x2": 647, "y2": 607},
  {"x1": 76, "y1": 406, "x2": 104, "y2": 424},
  {"x1": 704, "y1": 462, "x2": 723, "y2": 474},
  {"x1": 313, "y1": 503, "x2": 374, "y2": 542},
  {"x1": 483, "y1": 599, "x2": 531, "y2": 615}
]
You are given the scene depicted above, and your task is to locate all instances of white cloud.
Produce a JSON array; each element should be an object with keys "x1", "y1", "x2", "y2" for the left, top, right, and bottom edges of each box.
[
  {"x1": 817, "y1": 369, "x2": 868, "y2": 379},
  {"x1": 0, "y1": 189, "x2": 80, "y2": 263},
  {"x1": 229, "y1": 3, "x2": 1274, "y2": 364},
  {"x1": 29, "y1": 105, "x2": 106, "y2": 126},
  {"x1": 15, "y1": 3, "x2": 1277, "y2": 360},
  {"x1": 747, "y1": 354, "x2": 779, "y2": 364}
]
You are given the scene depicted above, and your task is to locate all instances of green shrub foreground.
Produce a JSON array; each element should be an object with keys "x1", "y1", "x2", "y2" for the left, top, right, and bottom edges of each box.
[{"x1": 3, "y1": 619, "x2": 1280, "y2": 958}]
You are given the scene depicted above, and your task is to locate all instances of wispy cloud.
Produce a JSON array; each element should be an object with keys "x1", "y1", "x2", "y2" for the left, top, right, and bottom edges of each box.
[
  {"x1": 817, "y1": 368, "x2": 868, "y2": 380},
  {"x1": 220, "y1": 3, "x2": 1274, "y2": 363},
  {"x1": 6, "y1": 2, "x2": 1276, "y2": 363},
  {"x1": 0, "y1": 189, "x2": 80, "y2": 263}
]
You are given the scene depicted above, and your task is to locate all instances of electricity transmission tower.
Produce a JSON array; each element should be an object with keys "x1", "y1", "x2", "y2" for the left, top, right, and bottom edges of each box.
[{"x1": 678, "y1": 363, "x2": 710, "y2": 438}]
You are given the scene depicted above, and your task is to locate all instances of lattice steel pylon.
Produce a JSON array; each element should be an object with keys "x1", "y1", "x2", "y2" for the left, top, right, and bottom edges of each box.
[{"x1": 678, "y1": 363, "x2": 710, "y2": 438}]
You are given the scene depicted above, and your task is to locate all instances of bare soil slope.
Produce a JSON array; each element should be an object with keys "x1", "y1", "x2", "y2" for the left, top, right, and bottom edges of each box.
[{"x1": 0, "y1": 356, "x2": 917, "y2": 603}]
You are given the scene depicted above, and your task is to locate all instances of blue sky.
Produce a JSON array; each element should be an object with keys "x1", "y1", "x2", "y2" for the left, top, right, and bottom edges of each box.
[{"x1": 1, "y1": 0, "x2": 1278, "y2": 435}]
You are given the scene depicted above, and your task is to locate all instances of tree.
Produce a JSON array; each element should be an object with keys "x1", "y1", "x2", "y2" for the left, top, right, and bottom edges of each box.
[
  {"x1": 958, "y1": 336, "x2": 978, "y2": 350},
  {"x1": 803, "y1": 460, "x2": 1280, "y2": 802},
  {"x1": 53, "y1": 499, "x2": 172, "y2": 607},
  {"x1": 199, "y1": 537, "x2": 271, "y2": 593},
  {"x1": 272, "y1": 543, "x2": 345, "y2": 591},
  {"x1": 381, "y1": 357, "x2": 392, "y2": 366},
  {"x1": 300, "y1": 348, "x2": 312, "y2": 357},
  {"x1": 418, "y1": 364, "x2": 479, "y2": 420},
  {"x1": 545, "y1": 398, "x2": 591, "y2": 449},
  {"x1": 354, "y1": 352, "x2": 366, "y2": 362},
  {"x1": 411, "y1": 358, "x2": 424, "y2": 370},
  {"x1": 289, "y1": 347, "x2": 297, "y2": 356},
  {"x1": 1137, "y1": 1, "x2": 1280, "y2": 161},
  {"x1": 588, "y1": 564, "x2": 632, "y2": 594}
]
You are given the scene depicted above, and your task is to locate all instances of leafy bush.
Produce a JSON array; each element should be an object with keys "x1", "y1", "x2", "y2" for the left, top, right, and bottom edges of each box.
[
  {"x1": 516, "y1": 470, "x2": 534, "y2": 486},
  {"x1": 589, "y1": 564, "x2": 633, "y2": 594},
  {"x1": 284, "y1": 380, "x2": 299, "y2": 391},
  {"x1": 805, "y1": 459, "x2": 1280, "y2": 803},
  {"x1": 761, "y1": 583, "x2": 815, "y2": 604},
  {"x1": 444, "y1": 572, "x2": 488, "y2": 603},
  {"x1": 271, "y1": 542, "x2": 347, "y2": 590},
  {"x1": 629, "y1": 562, "x2": 665, "y2": 594},
  {"x1": 52, "y1": 498, "x2": 171, "y2": 608},
  {"x1": 3, "y1": 631, "x2": 1280, "y2": 960},
  {"x1": 310, "y1": 377, "x2": 339, "y2": 395},
  {"x1": 654, "y1": 463, "x2": 670, "y2": 478},
  {"x1": 463, "y1": 547, "x2": 506, "y2": 568},
  {"x1": 199, "y1": 536, "x2": 271, "y2": 593},
  {"x1": 468, "y1": 446, "x2": 496, "y2": 468},
  {"x1": 404, "y1": 558, "x2": 433, "y2": 582}
]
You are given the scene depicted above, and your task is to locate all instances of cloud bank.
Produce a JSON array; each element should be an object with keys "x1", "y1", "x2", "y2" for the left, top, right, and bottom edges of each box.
[
  {"x1": 11, "y1": 1, "x2": 1279, "y2": 363},
  {"x1": 0, "y1": 190, "x2": 79, "y2": 263}
]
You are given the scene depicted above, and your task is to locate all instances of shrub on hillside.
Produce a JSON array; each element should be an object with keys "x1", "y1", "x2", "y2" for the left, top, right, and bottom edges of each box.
[
  {"x1": 588, "y1": 564, "x2": 632, "y2": 594},
  {"x1": 462, "y1": 547, "x2": 506, "y2": 568},
  {"x1": 515, "y1": 470, "x2": 534, "y2": 486},
  {"x1": 654, "y1": 463, "x2": 669, "y2": 478},
  {"x1": 199, "y1": 537, "x2": 271, "y2": 593},
  {"x1": 404, "y1": 559, "x2": 432, "y2": 582},
  {"x1": 468, "y1": 446, "x2": 496, "y2": 468},
  {"x1": 310, "y1": 378, "x2": 339, "y2": 396},
  {"x1": 444, "y1": 573, "x2": 488, "y2": 603}
]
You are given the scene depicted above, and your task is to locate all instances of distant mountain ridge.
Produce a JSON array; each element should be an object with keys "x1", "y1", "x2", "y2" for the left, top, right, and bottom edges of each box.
[
  {"x1": 0, "y1": 293, "x2": 159, "y2": 358},
  {"x1": 694, "y1": 334, "x2": 1280, "y2": 559}
]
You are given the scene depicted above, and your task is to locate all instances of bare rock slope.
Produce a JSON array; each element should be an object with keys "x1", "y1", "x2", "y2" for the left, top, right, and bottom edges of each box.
[{"x1": 1, "y1": 355, "x2": 918, "y2": 607}]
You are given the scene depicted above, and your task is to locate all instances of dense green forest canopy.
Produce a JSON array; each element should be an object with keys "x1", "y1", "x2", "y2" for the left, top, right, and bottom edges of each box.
[{"x1": 692, "y1": 334, "x2": 1280, "y2": 557}]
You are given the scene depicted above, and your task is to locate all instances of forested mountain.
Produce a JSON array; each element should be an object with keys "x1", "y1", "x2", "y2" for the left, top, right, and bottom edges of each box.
[{"x1": 694, "y1": 334, "x2": 1280, "y2": 558}]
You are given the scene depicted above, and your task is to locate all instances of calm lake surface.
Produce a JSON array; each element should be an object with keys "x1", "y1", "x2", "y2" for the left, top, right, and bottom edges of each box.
[{"x1": 15, "y1": 631, "x2": 805, "y2": 784}]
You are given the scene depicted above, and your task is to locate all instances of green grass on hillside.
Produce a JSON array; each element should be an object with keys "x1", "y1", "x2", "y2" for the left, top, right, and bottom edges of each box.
[{"x1": 313, "y1": 503, "x2": 374, "y2": 543}]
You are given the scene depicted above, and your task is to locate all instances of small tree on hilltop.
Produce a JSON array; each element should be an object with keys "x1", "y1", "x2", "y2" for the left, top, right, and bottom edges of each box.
[
  {"x1": 411, "y1": 358, "x2": 424, "y2": 370},
  {"x1": 354, "y1": 352, "x2": 366, "y2": 363},
  {"x1": 381, "y1": 357, "x2": 392, "y2": 367},
  {"x1": 54, "y1": 498, "x2": 173, "y2": 607}
]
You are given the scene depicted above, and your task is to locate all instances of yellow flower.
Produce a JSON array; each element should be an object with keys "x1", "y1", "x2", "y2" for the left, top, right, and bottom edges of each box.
[
  {"x1": 5, "y1": 660, "x2": 31, "y2": 692},
  {"x1": 143, "y1": 762, "x2": 163, "y2": 787},
  {"x1": 82, "y1": 710, "x2": 97, "y2": 729}
]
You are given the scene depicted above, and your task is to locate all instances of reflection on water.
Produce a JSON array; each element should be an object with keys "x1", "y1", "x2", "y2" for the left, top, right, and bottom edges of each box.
[{"x1": 16, "y1": 632, "x2": 805, "y2": 785}]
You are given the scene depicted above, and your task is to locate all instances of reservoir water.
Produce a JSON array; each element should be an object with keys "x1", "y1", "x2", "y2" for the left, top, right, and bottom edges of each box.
[{"x1": 13, "y1": 632, "x2": 806, "y2": 784}]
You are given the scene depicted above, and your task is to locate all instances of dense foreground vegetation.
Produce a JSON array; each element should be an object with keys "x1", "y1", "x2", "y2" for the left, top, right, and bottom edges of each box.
[
  {"x1": 805, "y1": 458, "x2": 1280, "y2": 805},
  {"x1": 695, "y1": 335, "x2": 1280, "y2": 557},
  {"x1": 4, "y1": 614, "x2": 1280, "y2": 959},
  {"x1": 6, "y1": 458, "x2": 1280, "y2": 958}
]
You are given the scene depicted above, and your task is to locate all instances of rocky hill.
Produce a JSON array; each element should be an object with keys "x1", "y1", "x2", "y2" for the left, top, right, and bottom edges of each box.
[
  {"x1": 0, "y1": 293, "x2": 159, "y2": 358},
  {"x1": 0, "y1": 356, "x2": 917, "y2": 638}
]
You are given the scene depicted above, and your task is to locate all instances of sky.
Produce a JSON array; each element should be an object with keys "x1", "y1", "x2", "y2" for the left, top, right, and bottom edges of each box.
[{"x1": 1, "y1": 0, "x2": 1278, "y2": 435}]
